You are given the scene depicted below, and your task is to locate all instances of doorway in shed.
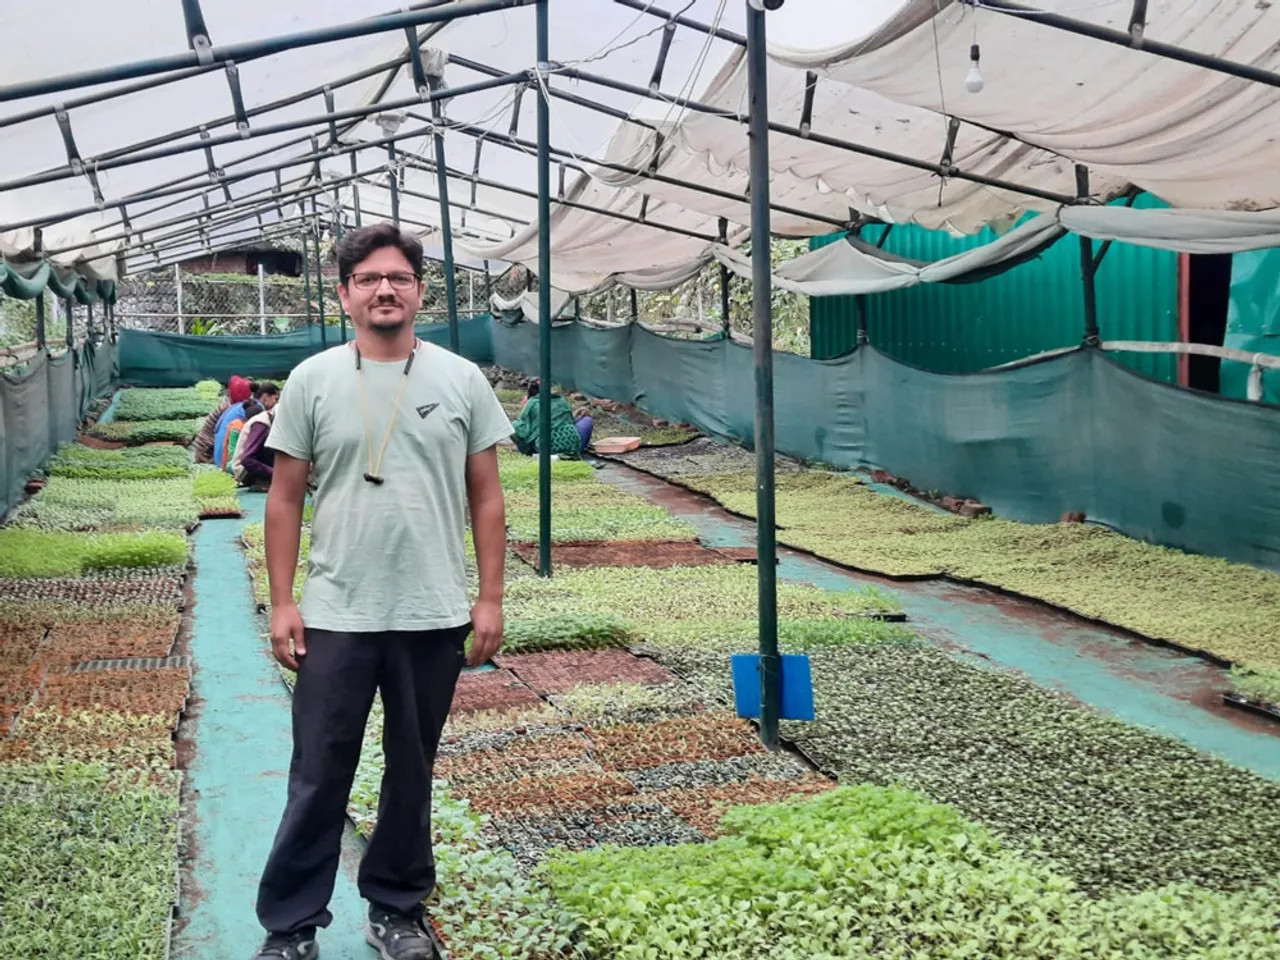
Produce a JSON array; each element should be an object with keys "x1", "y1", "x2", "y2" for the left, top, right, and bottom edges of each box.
[{"x1": 1179, "y1": 253, "x2": 1233, "y2": 393}]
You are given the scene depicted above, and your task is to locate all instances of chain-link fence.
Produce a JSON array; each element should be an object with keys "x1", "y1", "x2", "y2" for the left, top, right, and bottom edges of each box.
[
  {"x1": 114, "y1": 260, "x2": 497, "y2": 337},
  {"x1": 0, "y1": 288, "x2": 95, "y2": 370}
]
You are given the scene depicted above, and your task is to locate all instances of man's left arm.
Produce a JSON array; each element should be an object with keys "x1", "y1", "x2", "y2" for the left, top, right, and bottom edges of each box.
[{"x1": 465, "y1": 445, "x2": 506, "y2": 666}]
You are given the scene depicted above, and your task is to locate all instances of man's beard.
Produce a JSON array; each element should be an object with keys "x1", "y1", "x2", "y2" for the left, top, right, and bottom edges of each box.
[{"x1": 365, "y1": 298, "x2": 409, "y2": 334}]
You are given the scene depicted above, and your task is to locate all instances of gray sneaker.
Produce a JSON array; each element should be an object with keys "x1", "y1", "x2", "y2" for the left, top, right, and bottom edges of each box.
[
  {"x1": 251, "y1": 930, "x2": 318, "y2": 960},
  {"x1": 365, "y1": 906, "x2": 437, "y2": 960}
]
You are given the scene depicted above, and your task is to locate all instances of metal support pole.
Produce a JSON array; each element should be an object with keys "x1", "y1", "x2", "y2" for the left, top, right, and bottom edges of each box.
[
  {"x1": 388, "y1": 142, "x2": 401, "y2": 227},
  {"x1": 719, "y1": 263, "x2": 731, "y2": 334},
  {"x1": 174, "y1": 264, "x2": 185, "y2": 335},
  {"x1": 536, "y1": 0, "x2": 553, "y2": 578},
  {"x1": 855, "y1": 297, "x2": 869, "y2": 346},
  {"x1": 468, "y1": 271, "x2": 475, "y2": 315},
  {"x1": 483, "y1": 263, "x2": 493, "y2": 313},
  {"x1": 313, "y1": 207, "x2": 328, "y2": 348},
  {"x1": 1076, "y1": 165, "x2": 1100, "y2": 346},
  {"x1": 87, "y1": 302, "x2": 95, "y2": 342},
  {"x1": 301, "y1": 230, "x2": 315, "y2": 336},
  {"x1": 335, "y1": 214, "x2": 348, "y2": 344},
  {"x1": 746, "y1": 2, "x2": 780, "y2": 751},
  {"x1": 0, "y1": 0, "x2": 533, "y2": 104},
  {"x1": 629, "y1": 288, "x2": 639, "y2": 323},
  {"x1": 258, "y1": 261, "x2": 267, "y2": 335},
  {"x1": 33, "y1": 230, "x2": 46, "y2": 351},
  {"x1": 427, "y1": 80, "x2": 462, "y2": 354},
  {"x1": 65, "y1": 298, "x2": 75, "y2": 358}
]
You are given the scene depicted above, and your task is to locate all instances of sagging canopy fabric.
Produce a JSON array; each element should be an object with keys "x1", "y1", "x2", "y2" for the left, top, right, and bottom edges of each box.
[
  {"x1": 455, "y1": 0, "x2": 1280, "y2": 291},
  {"x1": 4, "y1": 2, "x2": 1280, "y2": 295},
  {"x1": 710, "y1": 206, "x2": 1280, "y2": 300},
  {"x1": 715, "y1": 214, "x2": 1063, "y2": 297},
  {"x1": 0, "y1": 259, "x2": 118, "y2": 304}
]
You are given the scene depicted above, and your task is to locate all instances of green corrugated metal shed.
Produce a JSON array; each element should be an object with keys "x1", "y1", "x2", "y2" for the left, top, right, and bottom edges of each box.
[{"x1": 809, "y1": 194, "x2": 1178, "y2": 381}]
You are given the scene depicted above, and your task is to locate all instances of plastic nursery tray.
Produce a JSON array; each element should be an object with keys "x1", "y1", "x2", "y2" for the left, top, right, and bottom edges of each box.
[{"x1": 591, "y1": 436, "x2": 642, "y2": 454}]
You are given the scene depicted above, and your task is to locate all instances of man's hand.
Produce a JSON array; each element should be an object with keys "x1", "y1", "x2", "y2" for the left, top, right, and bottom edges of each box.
[
  {"x1": 270, "y1": 602, "x2": 307, "y2": 670},
  {"x1": 468, "y1": 598, "x2": 503, "y2": 667}
]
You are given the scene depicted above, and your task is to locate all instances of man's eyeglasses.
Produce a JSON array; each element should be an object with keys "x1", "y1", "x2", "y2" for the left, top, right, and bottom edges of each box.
[{"x1": 345, "y1": 271, "x2": 421, "y2": 291}]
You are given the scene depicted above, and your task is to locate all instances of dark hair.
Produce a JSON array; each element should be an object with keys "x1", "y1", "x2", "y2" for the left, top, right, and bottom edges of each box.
[
  {"x1": 242, "y1": 399, "x2": 264, "y2": 419},
  {"x1": 336, "y1": 223, "x2": 424, "y2": 283},
  {"x1": 257, "y1": 382, "x2": 280, "y2": 398},
  {"x1": 526, "y1": 380, "x2": 540, "y2": 398}
]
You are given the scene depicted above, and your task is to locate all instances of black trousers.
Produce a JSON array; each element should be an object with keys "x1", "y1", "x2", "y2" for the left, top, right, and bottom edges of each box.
[{"x1": 256, "y1": 625, "x2": 468, "y2": 934}]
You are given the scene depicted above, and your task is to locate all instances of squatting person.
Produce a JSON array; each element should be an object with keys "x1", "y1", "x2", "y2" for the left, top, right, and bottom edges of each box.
[
  {"x1": 193, "y1": 375, "x2": 251, "y2": 463},
  {"x1": 249, "y1": 223, "x2": 512, "y2": 960}
]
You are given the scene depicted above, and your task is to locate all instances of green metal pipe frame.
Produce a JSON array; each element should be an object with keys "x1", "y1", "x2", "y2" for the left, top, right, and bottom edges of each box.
[
  {"x1": 435, "y1": 59, "x2": 854, "y2": 231},
  {"x1": 559, "y1": 65, "x2": 1078, "y2": 207},
  {"x1": 428, "y1": 78, "x2": 462, "y2": 354},
  {"x1": 973, "y1": 0, "x2": 1280, "y2": 90},
  {"x1": 536, "y1": 0, "x2": 553, "y2": 578},
  {"x1": 746, "y1": 6, "x2": 781, "y2": 750},
  {"x1": 1, "y1": 73, "x2": 525, "y2": 195},
  {"x1": 719, "y1": 262, "x2": 731, "y2": 333},
  {"x1": 335, "y1": 192, "x2": 349, "y2": 344},
  {"x1": 382, "y1": 181, "x2": 526, "y2": 235},
  {"x1": 41, "y1": 171, "x2": 359, "y2": 260},
  {"x1": 394, "y1": 153, "x2": 721, "y2": 243},
  {"x1": 617, "y1": 0, "x2": 1280, "y2": 184},
  {"x1": 33, "y1": 230, "x2": 47, "y2": 351},
  {"x1": 1076, "y1": 165, "x2": 1100, "y2": 346},
  {"x1": 0, "y1": 0, "x2": 534, "y2": 104},
  {"x1": 313, "y1": 200, "x2": 328, "y2": 348},
  {"x1": 389, "y1": 143, "x2": 401, "y2": 228},
  {"x1": 301, "y1": 229, "x2": 315, "y2": 337},
  {"x1": 2, "y1": 76, "x2": 522, "y2": 235},
  {"x1": 129, "y1": 214, "x2": 314, "y2": 271}
]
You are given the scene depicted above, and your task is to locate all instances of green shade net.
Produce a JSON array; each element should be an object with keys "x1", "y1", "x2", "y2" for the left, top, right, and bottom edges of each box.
[
  {"x1": 493, "y1": 319, "x2": 1280, "y2": 573},
  {"x1": 0, "y1": 259, "x2": 118, "y2": 304},
  {"x1": 117, "y1": 314, "x2": 495, "y2": 386},
  {"x1": 1, "y1": 338, "x2": 118, "y2": 515}
]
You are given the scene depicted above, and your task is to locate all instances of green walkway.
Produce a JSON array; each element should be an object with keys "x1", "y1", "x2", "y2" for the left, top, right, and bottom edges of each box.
[{"x1": 174, "y1": 495, "x2": 371, "y2": 960}]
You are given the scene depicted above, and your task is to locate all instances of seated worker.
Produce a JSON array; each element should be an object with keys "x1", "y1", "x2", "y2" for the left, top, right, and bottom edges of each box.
[
  {"x1": 232, "y1": 399, "x2": 277, "y2": 488},
  {"x1": 213, "y1": 380, "x2": 257, "y2": 469},
  {"x1": 512, "y1": 380, "x2": 593, "y2": 457},
  {"x1": 214, "y1": 381, "x2": 280, "y2": 469},
  {"x1": 222, "y1": 399, "x2": 263, "y2": 473},
  {"x1": 193, "y1": 375, "x2": 250, "y2": 463}
]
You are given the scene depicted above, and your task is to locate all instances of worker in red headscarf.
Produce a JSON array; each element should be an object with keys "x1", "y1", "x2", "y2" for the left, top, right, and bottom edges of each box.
[{"x1": 193, "y1": 376, "x2": 252, "y2": 463}]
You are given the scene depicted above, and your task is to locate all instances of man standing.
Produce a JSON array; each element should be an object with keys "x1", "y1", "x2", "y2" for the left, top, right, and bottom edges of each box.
[{"x1": 251, "y1": 223, "x2": 511, "y2": 960}]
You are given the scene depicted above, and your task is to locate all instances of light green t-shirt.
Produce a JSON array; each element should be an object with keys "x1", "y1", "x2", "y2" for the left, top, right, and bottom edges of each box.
[{"x1": 266, "y1": 340, "x2": 512, "y2": 632}]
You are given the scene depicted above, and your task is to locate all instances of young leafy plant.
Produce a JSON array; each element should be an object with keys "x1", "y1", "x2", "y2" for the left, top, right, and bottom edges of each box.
[
  {"x1": 91, "y1": 418, "x2": 204, "y2": 445},
  {"x1": 45, "y1": 443, "x2": 192, "y2": 480},
  {"x1": 192, "y1": 467, "x2": 237, "y2": 500},
  {"x1": 115, "y1": 387, "x2": 216, "y2": 421},
  {"x1": 544, "y1": 785, "x2": 1280, "y2": 960}
]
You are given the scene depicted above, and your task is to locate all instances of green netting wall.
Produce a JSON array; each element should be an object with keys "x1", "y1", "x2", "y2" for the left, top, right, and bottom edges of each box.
[
  {"x1": 117, "y1": 314, "x2": 495, "y2": 386},
  {"x1": 809, "y1": 195, "x2": 1178, "y2": 381},
  {"x1": 1, "y1": 339, "x2": 119, "y2": 516},
  {"x1": 494, "y1": 319, "x2": 1280, "y2": 572}
]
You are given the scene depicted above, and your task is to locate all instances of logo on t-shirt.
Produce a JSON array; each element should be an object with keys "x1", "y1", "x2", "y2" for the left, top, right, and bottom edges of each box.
[{"x1": 416, "y1": 402, "x2": 439, "y2": 419}]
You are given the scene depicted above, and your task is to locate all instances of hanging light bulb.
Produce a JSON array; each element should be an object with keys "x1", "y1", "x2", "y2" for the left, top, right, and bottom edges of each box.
[{"x1": 965, "y1": 43, "x2": 984, "y2": 93}]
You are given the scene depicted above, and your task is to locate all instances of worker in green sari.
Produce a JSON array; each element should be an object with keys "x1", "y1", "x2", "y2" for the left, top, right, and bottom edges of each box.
[{"x1": 511, "y1": 381, "x2": 593, "y2": 458}]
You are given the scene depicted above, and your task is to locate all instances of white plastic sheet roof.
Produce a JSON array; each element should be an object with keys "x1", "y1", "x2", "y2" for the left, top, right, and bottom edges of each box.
[{"x1": 2, "y1": 1, "x2": 1279, "y2": 291}]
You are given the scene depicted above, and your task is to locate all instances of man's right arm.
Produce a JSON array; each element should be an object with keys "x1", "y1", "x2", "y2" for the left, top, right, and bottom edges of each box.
[{"x1": 265, "y1": 452, "x2": 310, "y2": 669}]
